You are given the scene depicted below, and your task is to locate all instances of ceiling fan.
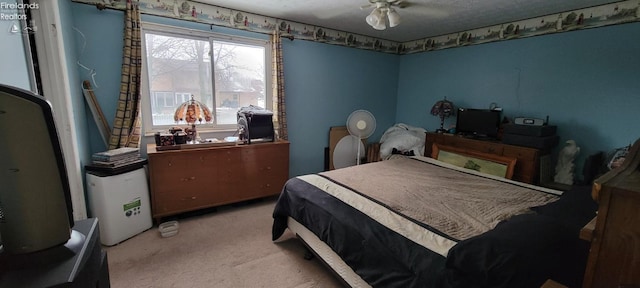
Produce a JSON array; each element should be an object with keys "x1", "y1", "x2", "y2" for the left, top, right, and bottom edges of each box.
[
  {"x1": 361, "y1": 0, "x2": 407, "y2": 30},
  {"x1": 361, "y1": 0, "x2": 451, "y2": 30}
]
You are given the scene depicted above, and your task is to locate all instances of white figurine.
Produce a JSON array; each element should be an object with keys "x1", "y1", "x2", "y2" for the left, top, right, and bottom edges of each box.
[{"x1": 554, "y1": 140, "x2": 580, "y2": 185}]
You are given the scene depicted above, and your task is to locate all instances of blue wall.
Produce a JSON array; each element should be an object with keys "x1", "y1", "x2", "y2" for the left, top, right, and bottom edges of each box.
[
  {"x1": 397, "y1": 23, "x2": 640, "y2": 178},
  {"x1": 69, "y1": 2, "x2": 399, "y2": 177},
  {"x1": 59, "y1": 0, "x2": 91, "y2": 171},
  {"x1": 70, "y1": 4, "x2": 123, "y2": 154},
  {"x1": 282, "y1": 40, "x2": 398, "y2": 176},
  {"x1": 68, "y1": 2, "x2": 640, "y2": 180}
]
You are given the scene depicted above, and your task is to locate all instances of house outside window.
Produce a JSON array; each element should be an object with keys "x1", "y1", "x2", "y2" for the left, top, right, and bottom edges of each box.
[{"x1": 141, "y1": 23, "x2": 271, "y2": 132}]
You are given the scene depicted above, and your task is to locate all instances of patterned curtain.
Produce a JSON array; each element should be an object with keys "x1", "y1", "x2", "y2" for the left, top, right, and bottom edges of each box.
[
  {"x1": 108, "y1": 0, "x2": 142, "y2": 149},
  {"x1": 271, "y1": 30, "x2": 288, "y2": 140}
]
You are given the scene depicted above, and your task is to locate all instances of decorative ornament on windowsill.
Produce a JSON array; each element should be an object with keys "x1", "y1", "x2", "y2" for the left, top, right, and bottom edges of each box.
[
  {"x1": 430, "y1": 97, "x2": 454, "y2": 133},
  {"x1": 173, "y1": 95, "x2": 213, "y2": 143}
]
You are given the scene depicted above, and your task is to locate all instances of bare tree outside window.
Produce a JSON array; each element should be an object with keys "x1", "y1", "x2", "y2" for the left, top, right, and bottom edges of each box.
[
  {"x1": 212, "y1": 41, "x2": 265, "y2": 124},
  {"x1": 142, "y1": 26, "x2": 268, "y2": 129}
]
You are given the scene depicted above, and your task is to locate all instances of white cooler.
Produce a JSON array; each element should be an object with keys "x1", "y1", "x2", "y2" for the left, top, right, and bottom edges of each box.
[{"x1": 86, "y1": 163, "x2": 152, "y2": 246}]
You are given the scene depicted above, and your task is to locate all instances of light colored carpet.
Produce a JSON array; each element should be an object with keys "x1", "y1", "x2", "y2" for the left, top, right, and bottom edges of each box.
[{"x1": 104, "y1": 198, "x2": 344, "y2": 288}]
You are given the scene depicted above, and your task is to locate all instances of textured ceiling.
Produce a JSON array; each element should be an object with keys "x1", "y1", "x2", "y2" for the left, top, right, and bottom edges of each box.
[{"x1": 197, "y1": 0, "x2": 623, "y2": 42}]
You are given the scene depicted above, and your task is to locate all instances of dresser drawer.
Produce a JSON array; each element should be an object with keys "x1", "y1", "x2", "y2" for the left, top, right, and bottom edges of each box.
[
  {"x1": 153, "y1": 189, "x2": 211, "y2": 215},
  {"x1": 503, "y1": 146, "x2": 538, "y2": 161},
  {"x1": 448, "y1": 140, "x2": 504, "y2": 155},
  {"x1": 147, "y1": 141, "x2": 290, "y2": 221}
]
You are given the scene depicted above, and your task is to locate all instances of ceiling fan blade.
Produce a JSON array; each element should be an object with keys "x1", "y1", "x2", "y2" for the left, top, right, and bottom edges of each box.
[
  {"x1": 390, "y1": 0, "x2": 407, "y2": 7},
  {"x1": 360, "y1": 4, "x2": 374, "y2": 10}
]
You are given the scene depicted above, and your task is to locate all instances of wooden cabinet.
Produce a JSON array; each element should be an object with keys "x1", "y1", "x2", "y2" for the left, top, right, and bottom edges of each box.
[
  {"x1": 582, "y1": 139, "x2": 640, "y2": 288},
  {"x1": 424, "y1": 132, "x2": 542, "y2": 184},
  {"x1": 147, "y1": 141, "x2": 289, "y2": 221}
]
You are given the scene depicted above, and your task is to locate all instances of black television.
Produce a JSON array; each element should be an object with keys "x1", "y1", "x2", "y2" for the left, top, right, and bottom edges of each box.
[{"x1": 455, "y1": 108, "x2": 501, "y2": 139}]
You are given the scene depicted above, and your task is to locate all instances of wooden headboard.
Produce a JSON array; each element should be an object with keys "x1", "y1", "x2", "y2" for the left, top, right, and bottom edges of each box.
[{"x1": 431, "y1": 143, "x2": 517, "y2": 179}]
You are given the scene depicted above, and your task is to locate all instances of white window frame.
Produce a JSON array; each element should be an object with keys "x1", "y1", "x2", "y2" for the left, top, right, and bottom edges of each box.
[{"x1": 140, "y1": 22, "x2": 272, "y2": 134}]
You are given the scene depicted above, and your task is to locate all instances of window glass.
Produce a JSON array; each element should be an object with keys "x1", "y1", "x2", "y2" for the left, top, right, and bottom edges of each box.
[
  {"x1": 212, "y1": 41, "x2": 265, "y2": 125},
  {"x1": 141, "y1": 24, "x2": 270, "y2": 131}
]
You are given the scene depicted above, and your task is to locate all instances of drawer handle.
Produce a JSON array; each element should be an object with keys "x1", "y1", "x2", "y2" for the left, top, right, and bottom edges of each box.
[
  {"x1": 181, "y1": 176, "x2": 196, "y2": 181},
  {"x1": 191, "y1": 196, "x2": 196, "y2": 200}
]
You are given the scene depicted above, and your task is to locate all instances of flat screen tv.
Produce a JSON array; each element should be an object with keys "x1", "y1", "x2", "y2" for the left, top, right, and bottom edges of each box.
[{"x1": 455, "y1": 108, "x2": 501, "y2": 139}]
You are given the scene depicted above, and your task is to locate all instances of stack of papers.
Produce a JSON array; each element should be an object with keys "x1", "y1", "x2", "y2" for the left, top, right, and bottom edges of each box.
[{"x1": 92, "y1": 147, "x2": 143, "y2": 168}]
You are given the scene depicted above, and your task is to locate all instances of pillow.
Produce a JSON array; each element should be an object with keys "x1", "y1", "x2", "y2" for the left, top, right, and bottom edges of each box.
[
  {"x1": 379, "y1": 123, "x2": 426, "y2": 159},
  {"x1": 530, "y1": 185, "x2": 597, "y2": 233},
  {"x1": 445, "y1": 213, "x2": 577, "y2": 288}
]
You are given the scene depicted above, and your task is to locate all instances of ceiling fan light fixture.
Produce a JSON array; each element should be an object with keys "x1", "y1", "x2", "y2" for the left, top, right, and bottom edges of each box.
[
  {"x1": 365, "y1": 8, "x2": 382, "y2": 27},
  {"x1": 365, "y1": 3, "x2": 401, "y2": 30},
  {"x1": 372, "y1": 20, "x2": 386, "y2": 30},
  {"x1": 387, "y1": 8, "x2": 401, "y2": 27},
  {"x1": 366, "y1": 7, "x2": 387, "y2": 30}
]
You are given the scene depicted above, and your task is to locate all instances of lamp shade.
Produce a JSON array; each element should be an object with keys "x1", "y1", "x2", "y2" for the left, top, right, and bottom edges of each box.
[
  {"x1": 366, "y1": 8, "x2": 382, "y2": 26},
  {"x1": 387, "y1": 9, "x2": 401, "y2": 27},
  {"x1": 366, "y1": 8, "x2": 387, "y2": 30},
  {"x1": 430, "y1": 98, "x2": 454, "y2": 118},
  {"x1": 174, "y1": 95, "x2": 213, "y2": 124},
  {"x1": 431, "y1": 98, "x2": 454, "y2": 133}
]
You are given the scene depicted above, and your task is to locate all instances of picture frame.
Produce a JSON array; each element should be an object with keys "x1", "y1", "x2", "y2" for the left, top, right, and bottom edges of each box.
[{"x1": 431, "y1": 144, "x2": 517, "y2": 179}]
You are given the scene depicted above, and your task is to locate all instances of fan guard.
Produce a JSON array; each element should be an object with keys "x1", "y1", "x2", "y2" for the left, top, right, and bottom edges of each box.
[
  {"x1": 333, "y1": 110, "x2": 376, "y2": 168},
  {"x1": 347, "y1": 110, "x2": 376, "y2": 139}
]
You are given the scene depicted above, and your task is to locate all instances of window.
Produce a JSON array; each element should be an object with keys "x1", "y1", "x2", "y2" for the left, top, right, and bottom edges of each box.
[{"x1": 141, "y1": 23, "x2": 271, "y2": 132}]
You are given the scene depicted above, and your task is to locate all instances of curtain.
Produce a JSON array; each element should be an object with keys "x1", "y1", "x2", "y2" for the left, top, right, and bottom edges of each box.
[
  {"x1": 108, "y1": 0, "x2": 142, "y2": 149},
  {"x1": 271, "y1": 30, "x2": 288, "y2": 140}
]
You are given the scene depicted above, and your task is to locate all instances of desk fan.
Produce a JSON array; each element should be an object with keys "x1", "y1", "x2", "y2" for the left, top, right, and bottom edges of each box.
[{"x1": 333, "y1": 110, "x2": 376, "y2": 168}]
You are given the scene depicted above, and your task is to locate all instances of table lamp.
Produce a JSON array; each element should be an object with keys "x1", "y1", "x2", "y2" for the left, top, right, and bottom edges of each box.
[
  {"x1": 430, "y1": 97, "x2": 454, "y2": 133},
  {"x1": 173, "y1": 95, "x2": 213, "y2": 143}
]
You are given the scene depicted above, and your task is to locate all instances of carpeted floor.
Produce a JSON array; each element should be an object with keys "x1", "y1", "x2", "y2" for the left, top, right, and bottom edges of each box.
[{"x1": 104, "y1": 198, "x2": 344, "y2": 288}]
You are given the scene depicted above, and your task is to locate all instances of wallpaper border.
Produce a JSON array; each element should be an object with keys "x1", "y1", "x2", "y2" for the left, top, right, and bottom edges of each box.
[{"x1": 72, "y1": 0, "x2": 639, "y2": 55}]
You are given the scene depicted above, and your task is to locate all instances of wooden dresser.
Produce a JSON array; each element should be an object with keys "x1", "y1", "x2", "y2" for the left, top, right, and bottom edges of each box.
[
  {"x1": 581, "y1": 138, "x2": 640, "y2": 288},
  {"x1": 424, "y1": 132, "x2": 543, "y2": 184},
  {"x1": 147, "y1": 141, "x2": 289, "y2": 221}
]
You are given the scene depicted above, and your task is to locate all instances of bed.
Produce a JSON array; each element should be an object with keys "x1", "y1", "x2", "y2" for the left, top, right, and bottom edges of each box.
[{"x1": 272, "y1": 151, "x2": 598, "y2": 288}]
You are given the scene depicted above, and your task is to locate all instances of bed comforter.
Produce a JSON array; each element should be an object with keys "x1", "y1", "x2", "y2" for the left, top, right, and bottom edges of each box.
[{"x1": 272, "y1": 156, "x2": 597, "y2": 288}]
